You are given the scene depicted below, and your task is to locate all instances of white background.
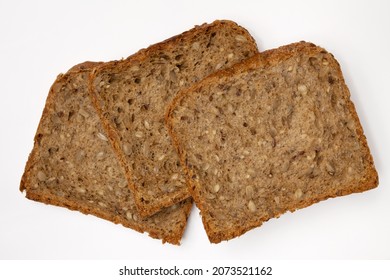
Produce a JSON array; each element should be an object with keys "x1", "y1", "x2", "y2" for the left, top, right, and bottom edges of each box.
[{"x1": 1, "y1": 0, "x2": 389, "y2": 259}]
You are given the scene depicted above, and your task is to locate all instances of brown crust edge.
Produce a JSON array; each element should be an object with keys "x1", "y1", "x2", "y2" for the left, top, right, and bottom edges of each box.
[
  {"x1": 19, "y1": 62, "x2": 192, "y2": 245},
  {"x1": 166, "y1": 41, "x2": 379, "y2": 243},
  {"x1": 88, "y1": 19, "x2": 259, "y2": 218},
  {"x1": 24, "y1": 190, "x2": 192, "y2": 245}
]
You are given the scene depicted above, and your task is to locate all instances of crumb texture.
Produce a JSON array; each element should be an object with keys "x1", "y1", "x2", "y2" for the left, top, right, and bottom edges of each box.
[
  {"x1": 168, "y1": 42, "x2": 378, "y2": 243},
  {"x1": 20, "y1": 65, "x2": 192, "y2": 245},
  {"x1": 90, "y1": 20, "x2": 258, "y2": 216}
]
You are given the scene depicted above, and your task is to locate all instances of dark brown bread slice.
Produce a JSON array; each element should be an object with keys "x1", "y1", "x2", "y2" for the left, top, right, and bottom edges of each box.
[
  {"x1": 89, "y1": 20, "x2": 259, "y2": 217},
  {"x1": 20, "y1": 62, "x2": 192, "y2": 245},
  {"x1": 167, "y1": 42, "x2": 378, "y2": 243}
]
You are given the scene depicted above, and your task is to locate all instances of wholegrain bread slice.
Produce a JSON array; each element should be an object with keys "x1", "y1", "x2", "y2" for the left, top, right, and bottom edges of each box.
[
  {"x1": 167, "y1": 42, "x2": 378, "y2": 243},
  {"x1": 20, "y1": 62, "x2": 192, "y2": 245},
  {"x1": 89, "y1": 20, "x2": 259, "y2": 217}
]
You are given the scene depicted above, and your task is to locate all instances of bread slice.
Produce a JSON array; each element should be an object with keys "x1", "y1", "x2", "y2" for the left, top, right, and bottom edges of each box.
[
  {"x1": 167, "y1": 42, "x2": 379, "y2": 243},
  {"x1": 20, "y1": 62, "x2": 192, "y2": 245},
  {"x1": 89, "y1": 20, "x2": 259, "y2": 217}
]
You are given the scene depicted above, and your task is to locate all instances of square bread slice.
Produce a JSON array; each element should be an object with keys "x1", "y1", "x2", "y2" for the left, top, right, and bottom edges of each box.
[
  {"x1": 167, "y1": 42, "x2": 379, "y2": 243},
  {"x1": 20, "y1": 62, "x2": 192, "y2": 245},
  {"x1": 89, "y1": 20, "x2": 259, "y2": 217}
]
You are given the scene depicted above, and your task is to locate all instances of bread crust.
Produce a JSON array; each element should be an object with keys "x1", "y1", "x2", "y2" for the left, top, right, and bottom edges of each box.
[
  {"x1": 166, "y1": 42, "x2": 378, "y2": 243},
  {"x1": 89, "y1": 20, "x2": 259, "y2": 217},
  {"x1": 20, "y1": 62, "x2": 192, "y2": 245}
]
